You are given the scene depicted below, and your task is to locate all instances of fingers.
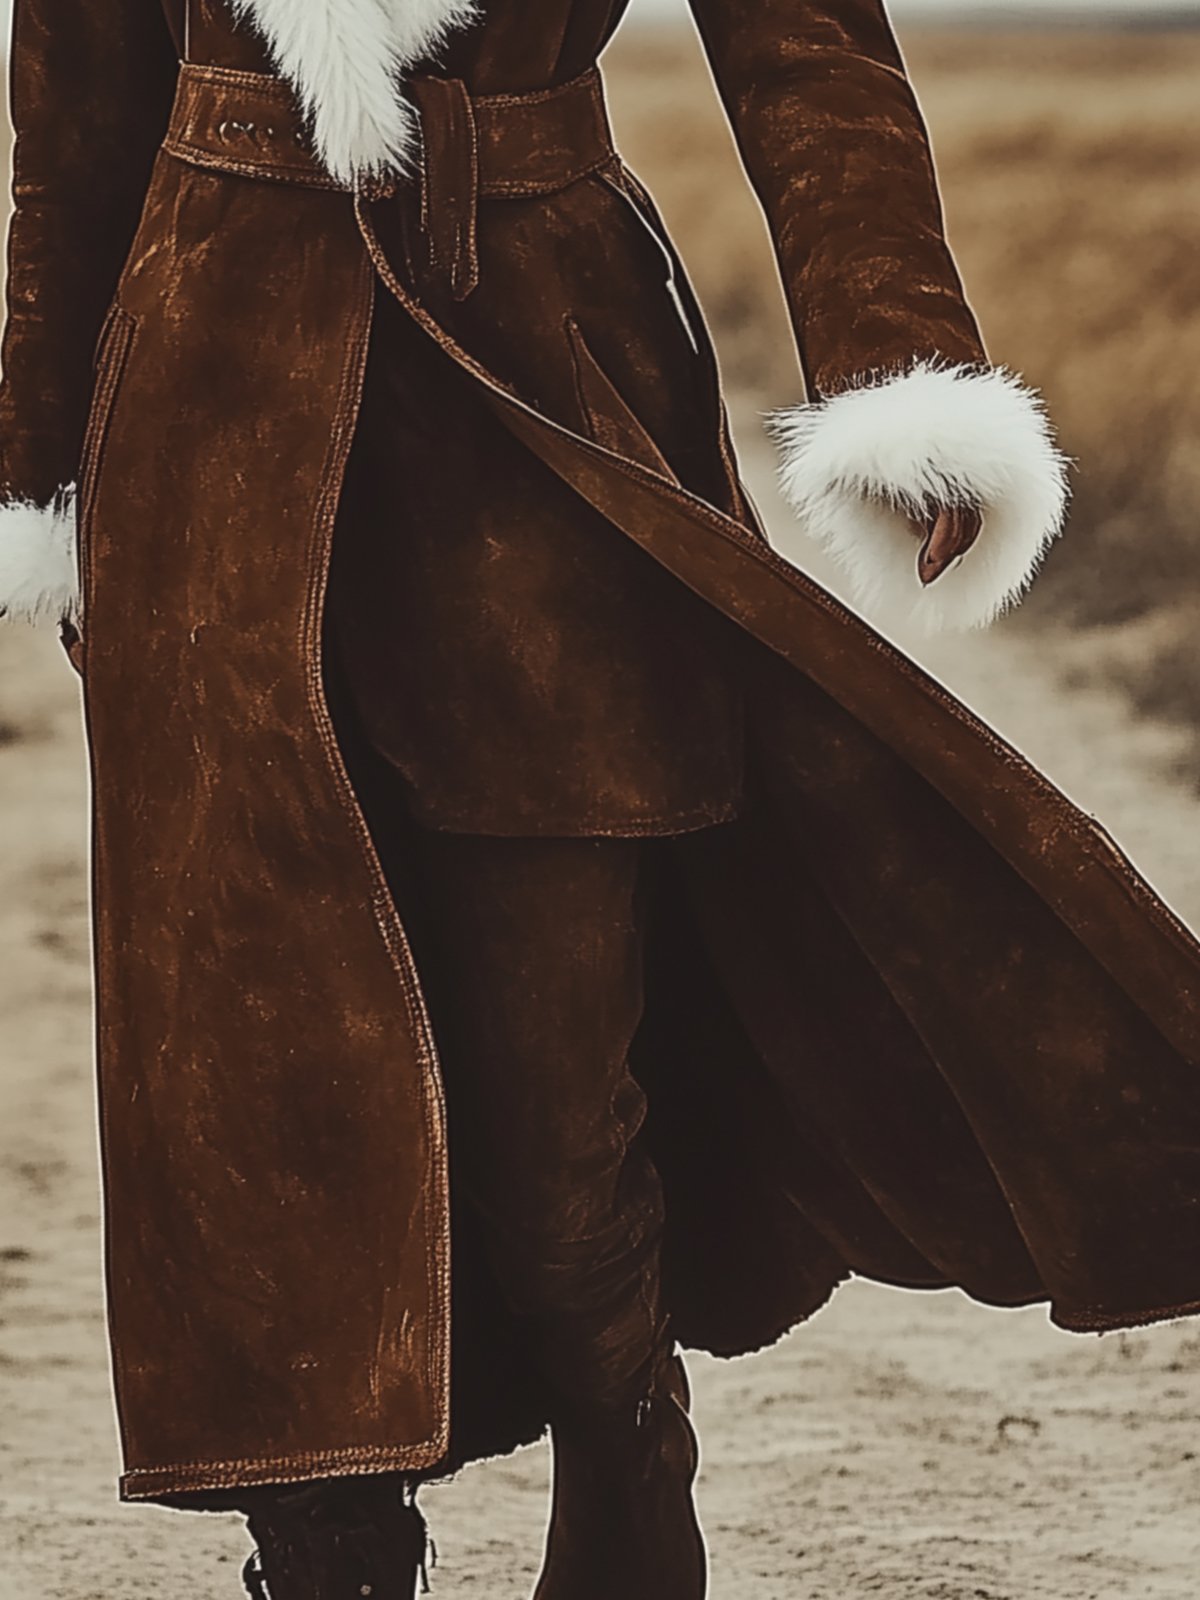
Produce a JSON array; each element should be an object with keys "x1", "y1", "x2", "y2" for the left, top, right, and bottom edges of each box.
[
  {"x1": 59, "y1": 617, "x2": 86, "y2": 677},
  {"x1": 917, "y1": 503, "x2": 983, "y2": 586}
]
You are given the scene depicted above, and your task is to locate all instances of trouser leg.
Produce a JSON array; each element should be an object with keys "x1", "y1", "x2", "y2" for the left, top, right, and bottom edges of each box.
[
  {"x1": 405, "y1": 829, "x2": 707, "y2": 1599},
  {"x1": 406, "y1": 829, "x2": 670, "y2": 1415}
]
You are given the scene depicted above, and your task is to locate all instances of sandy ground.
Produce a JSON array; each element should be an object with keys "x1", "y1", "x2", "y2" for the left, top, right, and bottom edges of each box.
[{"x1": 3, "y1": 430, "x2": 1200, "y2": 1600}]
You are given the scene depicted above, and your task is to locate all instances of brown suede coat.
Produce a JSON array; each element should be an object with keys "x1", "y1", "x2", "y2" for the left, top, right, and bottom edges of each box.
[{"x1": 3, "y1": 0, "x2": 1200, "y2": 1506}]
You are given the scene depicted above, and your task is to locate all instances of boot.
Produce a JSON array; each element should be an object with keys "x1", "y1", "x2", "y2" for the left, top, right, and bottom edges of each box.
[
  {"x1": 532, "y1": 1351, "x2": 707, "y2": 1600},
  {"x1": 239, "y1": 1474, "x2": 434, "y2": 1600}
]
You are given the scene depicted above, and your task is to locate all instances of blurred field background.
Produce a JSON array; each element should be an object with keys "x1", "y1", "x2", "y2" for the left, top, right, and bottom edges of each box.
[
  {"x1": 5, "y1": 10, "x2": 1200, "y2": 1599},
  {"x1": 605, "y1": 20, "x2": 1200, "y2": 761}
]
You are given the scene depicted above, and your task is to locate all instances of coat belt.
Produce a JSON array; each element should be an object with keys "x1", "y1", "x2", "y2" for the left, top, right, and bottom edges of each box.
[{"x1": 163, "y1": 61, "x2": 618, "y2": 300}]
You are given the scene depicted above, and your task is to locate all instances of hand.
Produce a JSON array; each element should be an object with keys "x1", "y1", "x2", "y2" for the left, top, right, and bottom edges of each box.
[
  {"x1": 59, "y1": 617, "x2": 85, "y2": 676},
  {"x1": 916, "y1": 503, "x2": 983, "y2": 586}
]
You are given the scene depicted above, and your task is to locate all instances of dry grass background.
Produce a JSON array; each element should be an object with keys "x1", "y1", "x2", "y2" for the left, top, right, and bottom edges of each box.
[{"x1": 605, "y1": 24, "x2": 1200, "y2": 748}]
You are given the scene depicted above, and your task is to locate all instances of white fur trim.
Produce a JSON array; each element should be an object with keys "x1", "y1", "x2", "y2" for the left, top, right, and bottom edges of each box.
[
  {"x1": 233, "y1": 0, "x2": 479, "y2": 185},
  {"x1": 769, "y1": 362, "x2": 1071, "y2": 633},
  {"x1": 0, "y1": 486, "x2": 79, "y2": 624}
]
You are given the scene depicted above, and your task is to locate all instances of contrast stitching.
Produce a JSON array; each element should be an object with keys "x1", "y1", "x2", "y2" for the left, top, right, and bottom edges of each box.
[
  {"x1": 121, "y1": 1438, "x2": 446, "y2": 1488},
  {"x1": 297, "y1": 253, "x2": 452, "y2": 1458},
  {"x1": 78, "y1": 309, "x2": 137, "y2": 550},
  {"x1": 162, "y1": 139, "x2": 344, "y2": 191},
  {"x1": 470, "y1": 66, "x2": 601, "y2": 110},
  {"x1": 178, "y1": 60, "x2": 294, "y2": 93},
  {"x1": 481, "y1": 153, "x2": 611, "y2": 199}
]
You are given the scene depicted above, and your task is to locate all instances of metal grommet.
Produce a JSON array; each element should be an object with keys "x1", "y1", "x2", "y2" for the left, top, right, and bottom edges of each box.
[{"x1": 218, "y1": 118, "x2": 257, "y2": 143}]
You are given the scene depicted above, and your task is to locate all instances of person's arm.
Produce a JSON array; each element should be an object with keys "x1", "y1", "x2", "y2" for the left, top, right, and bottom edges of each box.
[
  {"x1": 0, "y1": 0, "x2": 179, "y2": 626},
  {"x1": 686, "y1": 0, "x2": 1069, "y2": 630}
]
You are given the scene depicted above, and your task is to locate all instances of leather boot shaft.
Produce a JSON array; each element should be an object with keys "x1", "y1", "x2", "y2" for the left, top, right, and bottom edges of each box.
[
  {"x1": 533, "y1": 1352, "x2": 707, "y2": 1600},
  {"x1": 240, "y1": 1476, "x2": 433, "y2": 1600}
]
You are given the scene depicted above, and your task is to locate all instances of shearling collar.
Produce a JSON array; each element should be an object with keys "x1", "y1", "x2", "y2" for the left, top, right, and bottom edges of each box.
[{"x1": 229, "y1": 0, "x2": 480, "y2": 185}]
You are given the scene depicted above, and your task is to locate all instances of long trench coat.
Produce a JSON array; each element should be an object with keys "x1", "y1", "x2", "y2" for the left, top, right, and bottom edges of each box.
[{"x1": 3, "y1": 0, "x2": 1200, "y2": 1508}]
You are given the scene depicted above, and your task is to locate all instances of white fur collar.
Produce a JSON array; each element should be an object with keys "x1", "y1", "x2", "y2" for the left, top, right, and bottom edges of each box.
[{"x1": 230, "y1": 0, "x2": 480, "y2": 185}]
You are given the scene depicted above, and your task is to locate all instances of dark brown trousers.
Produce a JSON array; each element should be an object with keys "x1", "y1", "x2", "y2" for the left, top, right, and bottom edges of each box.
[{"x1": 403, "y1": 829, "x2": 673, "y2": 1421}]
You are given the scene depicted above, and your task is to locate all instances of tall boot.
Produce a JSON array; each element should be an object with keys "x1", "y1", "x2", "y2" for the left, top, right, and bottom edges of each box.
[
  {"x1": 238, "y1": 1474, "x2": 434, "y2": 1600},
  {"x1": 533, "y1": 1349, "x2": 707, "y2": 1600}
]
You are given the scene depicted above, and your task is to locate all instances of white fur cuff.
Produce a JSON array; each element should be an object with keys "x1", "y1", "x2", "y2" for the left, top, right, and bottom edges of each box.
[
  {"x1": 769, "y1": 362, "x2": 1070, "y2": 632},
  {"x1": 0, "y1": 486, "x2": 80, "y2": 624}
]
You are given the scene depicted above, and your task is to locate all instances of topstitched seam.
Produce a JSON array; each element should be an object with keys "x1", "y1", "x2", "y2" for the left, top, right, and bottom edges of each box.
[{"x1": 298, "y1": 254, "x2": 452, "y2": 1455}]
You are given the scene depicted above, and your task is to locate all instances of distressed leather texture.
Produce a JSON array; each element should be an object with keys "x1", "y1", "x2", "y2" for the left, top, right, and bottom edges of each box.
[{"x1": 2, "y1": 0, "x2": 1200, "y2": 1505}]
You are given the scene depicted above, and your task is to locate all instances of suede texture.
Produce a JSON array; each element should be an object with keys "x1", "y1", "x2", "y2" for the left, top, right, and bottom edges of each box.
[
  {"x1": 2, "y1": 0, "x2": 1200, "y2": 1506},
  {"x1": 327, "y1": 278, "x2": 746, "y2": 833}
]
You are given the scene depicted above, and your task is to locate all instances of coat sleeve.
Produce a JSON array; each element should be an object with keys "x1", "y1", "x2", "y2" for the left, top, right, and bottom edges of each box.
[
  {"x1": 0, "y1": 0, "x2": 179, "y2": 625},
  {"x1": 685, "y1": 0, "x2": 1069, "y2": 631}
]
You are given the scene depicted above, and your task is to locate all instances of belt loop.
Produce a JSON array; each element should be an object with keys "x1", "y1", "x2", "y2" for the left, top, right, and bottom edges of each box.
[{"x1": 410, "y1": 75, "x2": 481, "y2": 301}]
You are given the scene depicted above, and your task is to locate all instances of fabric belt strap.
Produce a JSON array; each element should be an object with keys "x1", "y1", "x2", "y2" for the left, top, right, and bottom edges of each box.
[{"x1": 164, "y1": 61, "x2": 617, "y2": 296}]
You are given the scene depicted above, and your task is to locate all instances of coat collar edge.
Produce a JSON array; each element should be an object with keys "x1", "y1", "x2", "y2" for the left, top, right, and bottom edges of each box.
[{"x1": 229, "y1": 0, "x2": 481, "y2": 184}]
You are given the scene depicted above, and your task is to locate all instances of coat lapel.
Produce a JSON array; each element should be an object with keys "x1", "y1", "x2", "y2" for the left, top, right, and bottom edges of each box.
[{"x1": 230, "y1": 0, "x2": 480, "y2": 184}]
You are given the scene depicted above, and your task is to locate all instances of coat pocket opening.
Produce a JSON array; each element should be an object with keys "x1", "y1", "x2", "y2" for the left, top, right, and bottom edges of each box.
[
  {"x1": 78, "y1": 304, "x2": 138, "y2": 600},
  {"x1": 563, "y1": 314, "x2": 680, "y2": 485}
]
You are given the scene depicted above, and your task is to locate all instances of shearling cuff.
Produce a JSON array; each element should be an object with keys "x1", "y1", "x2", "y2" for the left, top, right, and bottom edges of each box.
[
  {"x1": 0, "y1": 485, "x2": 80, "y2": 624},
  {"x1": 768, "y1": 362, "x2": 1071, "y2": 632}
]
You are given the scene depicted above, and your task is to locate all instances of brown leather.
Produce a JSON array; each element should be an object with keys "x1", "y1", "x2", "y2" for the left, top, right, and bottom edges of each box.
[
  {"x1": 0, "y1": 0, "x2": 178, "y2": 506},
  {"x1": 158, "y1": 0, "x2": 187, "y2": 58},
  {"x1": 534, "y1": 1354, "x2": 707, "y2": 1600},
  {"x1": 684, "y1": 0, "x2": 988, "y2": 394},
  {"x1": 77, "y1": 70, "x2": 452, "y2": 1501},
  {"x1": 469, "y1": 70, "x2": 615, "y2": 197},
  {"x1": 409, "y1": 69, "x2": 617, "y2": 300},
  {"x1": 411, "y1": 75, "x2": 482, "y2": 298},
  {"x1": 4, "y1": 0, "x2": 1200, "y2": 1516},
  {"x1": 324, "y1": 254, "x2": 745, "y2": 837},
  {"x1": 164, "y1": 59, "x2": 616, "y2": 205},
  {"x1": 319, "y1": 66, "x2": 746, "y2": 835},
  {"x1": 398, "y1": 829, "x2": 669, "y2": 1415},
  {"x1": 162, "y1": 60, "x2": 349, "y2": 192},
  {"x1": 240, "y1": 1476, "x2": 432, "y2": 1599}
]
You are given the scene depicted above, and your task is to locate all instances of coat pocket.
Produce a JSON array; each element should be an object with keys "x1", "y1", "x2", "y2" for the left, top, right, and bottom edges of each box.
[
  {"x1": 589, "y1": 164, "x2": 767, "y2": 538},
  {"x1": 563, "y1": 315, "x2": 680, "y2": 484},
  {"x1": 77, "y1": 303, "x2": 138, "y2": 610},
  {"x1": 595, "y1": 162, "x2": 702, "y2": 356}
]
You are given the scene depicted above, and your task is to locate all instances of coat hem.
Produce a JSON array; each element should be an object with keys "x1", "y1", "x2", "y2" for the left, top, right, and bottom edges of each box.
[
  {"x1": 1051, "y1": 1294, "x2": 1200, "y2": 1336},
  {"x1": 404, "y1": 796, "x2": 743, "y2": 838},
  {"x1": 118, "y1": 1433, "x2": 451, "y2": 1503}
]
